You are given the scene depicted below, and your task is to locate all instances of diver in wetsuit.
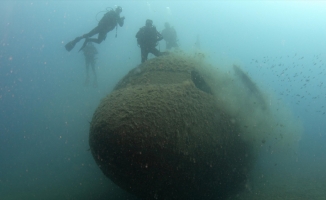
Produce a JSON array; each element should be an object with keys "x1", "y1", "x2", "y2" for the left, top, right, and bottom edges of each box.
[
  {"x1": 136, "y1": 19, "x2": 163, "y2": 63},
  {"x1": 65, "y1": 6, "x2": 125, "y2": 52},
  {"x1": 161, "y1": 22, "x2": 178, "y2": 50}
]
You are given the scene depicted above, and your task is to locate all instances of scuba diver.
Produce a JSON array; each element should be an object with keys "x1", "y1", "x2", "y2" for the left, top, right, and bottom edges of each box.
[
  {"x1": 136, "y1": 19, "x2": 163, "y2": 63},
  {"x1": 82, "y1": 42, "x2": 98, "y2": 87},
  {"x1": 161, "y1": 22, "x2": 178, "y2": 50},
  {"x1": 65, "y1": 6, "x2": 125, "y2": 52}
]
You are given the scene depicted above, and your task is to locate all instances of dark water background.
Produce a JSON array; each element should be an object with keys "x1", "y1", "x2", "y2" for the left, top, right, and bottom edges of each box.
[{"x1": 1, "y1": 1, "x2": 326, "y2": 199}]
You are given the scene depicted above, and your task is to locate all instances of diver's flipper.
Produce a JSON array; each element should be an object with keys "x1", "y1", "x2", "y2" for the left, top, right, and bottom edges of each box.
[
  {"x1": 65, "y1": 37, "x2": 82, "y2": 52},
  {"x1": 79, "y1": 39, "x2": 89, "y2": 52},
  {"x1": 65, "y1": 40, "x2": 76, "y2": 51}
]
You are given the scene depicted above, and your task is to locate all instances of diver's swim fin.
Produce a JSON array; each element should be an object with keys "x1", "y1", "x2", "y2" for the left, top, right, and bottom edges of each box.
[{"x1": 65, "y1": 37, "x2": 82, "y2": 52}]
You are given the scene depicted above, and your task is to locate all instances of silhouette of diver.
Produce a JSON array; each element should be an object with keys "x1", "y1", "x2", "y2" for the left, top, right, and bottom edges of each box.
[
  {"x1": 65, "y1": 6, "x2": 125, "y2": 52},
  {"x1": 136, "y1": 19, "x2": 163, "y2": 63},
  {"x1": 161, "y1": 22, "x2": 178, "y2": 50}
]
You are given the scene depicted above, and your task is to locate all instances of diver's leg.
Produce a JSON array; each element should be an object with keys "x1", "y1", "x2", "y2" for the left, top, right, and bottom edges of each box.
[
  {"x1": 83, "y1": 26, "x2": 100, "y2": 38},
  {"x1": 79, "y1": 27, "x2": 104, "y2": 51},
  {"x1": 66, "y1": 26, "x2": 100, "y2": 52},
  {"x1": 141, "y1": 46, "x2": 148, "y2": 63},
  {"x1": 151, "y1": 47, "x2": 161, "y2": 57},
  {"x1": 96, "y1": 31, "x2": 107, "y2": 44},
  {"x1": 85, "y1": 31, "x2": 107, "y2": 44},
  {"x1": 79, "y1": 31, "x2": 106, "y2": 51}
]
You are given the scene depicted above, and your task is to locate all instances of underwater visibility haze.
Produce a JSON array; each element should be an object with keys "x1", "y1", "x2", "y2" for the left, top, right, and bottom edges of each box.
[{"x1": 1, "y1": 1, "x2": 326, "y2": 199}]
